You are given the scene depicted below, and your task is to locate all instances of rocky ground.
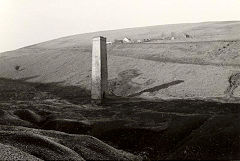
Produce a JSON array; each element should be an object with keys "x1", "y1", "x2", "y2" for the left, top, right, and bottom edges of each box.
[{"x1": 0, "y1": 78, "x2": 239, "y2": 160}]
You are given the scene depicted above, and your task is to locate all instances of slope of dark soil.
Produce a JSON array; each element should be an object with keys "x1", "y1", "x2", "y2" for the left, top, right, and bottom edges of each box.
[{"x1": 0, "y1": 78, "x2": 239, "y2": 160}]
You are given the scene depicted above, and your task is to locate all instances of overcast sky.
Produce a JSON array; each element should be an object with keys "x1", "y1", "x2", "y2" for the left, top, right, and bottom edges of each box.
[{"x1": 0, "y1": 0, "x2": 239, "y2": 52}]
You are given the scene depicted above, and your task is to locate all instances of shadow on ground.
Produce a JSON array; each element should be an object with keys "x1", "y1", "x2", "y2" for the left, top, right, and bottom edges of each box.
[
  {"x1": 0, "y1": 78, "x2": 239, "y2": 160},
  {"x1": 129, "y1": 80, "x2": 184, "y2": 97}
]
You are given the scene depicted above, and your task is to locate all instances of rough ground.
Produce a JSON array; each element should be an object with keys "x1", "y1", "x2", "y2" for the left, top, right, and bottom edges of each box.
[
  {"x1": 0, "y1": 21, "x2": 240, "y2": 100},
  {"x1": 0, "y1": 21, "x2": 240, "y2": 160},
  {"x1": 0, "y1": 78, "x2": 239, "y2": 160},
  {"x1": 0, "y1": 78, "x2": 141, "y2": 161}
]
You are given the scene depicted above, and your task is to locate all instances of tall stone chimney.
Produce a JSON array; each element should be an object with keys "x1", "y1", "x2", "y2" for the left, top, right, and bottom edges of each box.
[{"x1": 91, "y1": 36, "x2": 108, "y2": 103}]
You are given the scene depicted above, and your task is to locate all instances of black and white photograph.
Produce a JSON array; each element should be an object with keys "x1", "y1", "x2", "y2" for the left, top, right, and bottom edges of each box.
[{"x1": 0, "y1": 0, "x2": 240, "y2": 160}]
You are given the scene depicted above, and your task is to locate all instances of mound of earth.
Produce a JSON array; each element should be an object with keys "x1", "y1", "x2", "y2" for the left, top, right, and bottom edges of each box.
[
  {"x1": 0, "y1": 78, "x2": 141, "y2": 160},
  {"x1": 0, "y1": 78, "x2": 239, "y2": 160},
  {"x1": 0, "y1": 125, "x2": 139, "y2": 161}
]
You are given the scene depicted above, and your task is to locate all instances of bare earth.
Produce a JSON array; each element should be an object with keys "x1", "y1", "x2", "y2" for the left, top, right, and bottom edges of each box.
[{"x1": 0, "y1": 21, "x2": 240, "y2": 160}]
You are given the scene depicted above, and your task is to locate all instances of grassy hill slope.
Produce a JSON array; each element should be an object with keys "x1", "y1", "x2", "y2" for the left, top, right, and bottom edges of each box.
[
  {"x1": 0, "y1": 21, "x2": 240, "y2": 100},
  {"x1": 0, "y1": 21, "x2": 240, "y2": 160}
]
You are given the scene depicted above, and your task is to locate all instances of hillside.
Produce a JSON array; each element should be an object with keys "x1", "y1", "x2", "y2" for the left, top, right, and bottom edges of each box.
[
  {"x1": 20, "y1": 21, "x2": 240, "y2": 49},
  {"x1": 0, "y1": 21, "x2": 240, "y2": 160},
  {"x1": 0, "y1": 21, "x2": 240, "y2": 100}
]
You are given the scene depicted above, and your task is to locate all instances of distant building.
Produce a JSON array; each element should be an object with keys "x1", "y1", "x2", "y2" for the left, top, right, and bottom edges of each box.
[
  {"x1": 123, "y1": 37, "x2": 132, "y2": 43},
  {"x1": 143, "y1": 38, "x2": 151, "y2": 42},
  {"x1": 106, "y1": 41, "x2": 112, "y2": 45},
  {"x1": 185, "y1": 34, "x2": 192, "y2": 38}
]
